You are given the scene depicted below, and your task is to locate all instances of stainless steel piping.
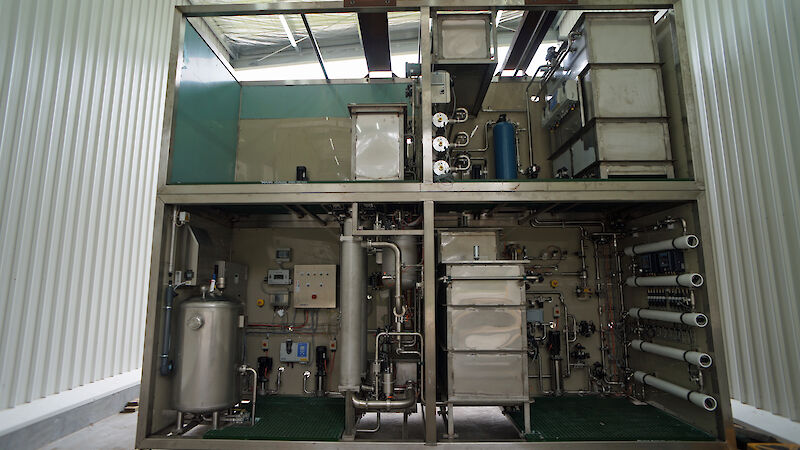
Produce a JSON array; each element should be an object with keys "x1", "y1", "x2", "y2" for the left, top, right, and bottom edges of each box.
[
  {"x1": 366, "y1": 241, "x2": 403, "y2": 331},
  {"x1": 352, "y1": 383, "x2": 416, "y2": 411},
  {"x1": 238, "y1": 365, "x2": 258, "y2": 426}
]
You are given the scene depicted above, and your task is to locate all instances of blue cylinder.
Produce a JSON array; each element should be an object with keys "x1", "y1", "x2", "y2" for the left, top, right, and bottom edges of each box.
[{"x1": 492, "y1": 116, "x2": 517, "y2": 179}]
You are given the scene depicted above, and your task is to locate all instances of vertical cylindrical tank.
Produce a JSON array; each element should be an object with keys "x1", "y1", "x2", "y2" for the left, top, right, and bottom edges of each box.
[
  {"x1": 381, "y1": 235, "x2": 419, "y2": 291},
  {"x1": 339, "y1": 234, "x2": 367, "y2": 391},
  {"x1": 492, "y1": 114, "x2": 518, "y2": 179},
  {"x1": 174, "y1": 298, "x2": 242, "y2": 413}
]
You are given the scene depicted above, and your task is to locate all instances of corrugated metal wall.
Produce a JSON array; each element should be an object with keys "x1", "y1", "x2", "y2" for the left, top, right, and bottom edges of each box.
[
  {"x1": 0, "y1": 0, "x2": 176, "y2": 410},
  {"x1": 683, "y1": 0, "x2": 800, "y2": 421}
]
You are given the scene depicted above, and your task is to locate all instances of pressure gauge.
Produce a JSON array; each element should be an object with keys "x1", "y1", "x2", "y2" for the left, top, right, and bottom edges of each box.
[
  {"x1": 433, "y1": 160, "x2": 451, "y2": 176},
  {"x1": 432, "y1": 136, "x2": 449, "y2": 153},
  {"x1": 432, "y1": 112, "x2": 448, "y2": 128}
]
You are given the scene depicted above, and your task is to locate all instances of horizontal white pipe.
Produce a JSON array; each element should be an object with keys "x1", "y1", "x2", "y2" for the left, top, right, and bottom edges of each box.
[
  {"x1": 624, "y1": 235, "x2": 700, "y2": 256},
  {"x1": 626, "y1": 273, "x2": 704, "y2": 288},
  {"x1": 631, "y1": 339, "x2": 712, "y2": 368},
  {"x1": 633, "y1": 371, "x2": 717, "y2": 411},
  {"x1": 628, "y1": 308, "x2": 708, "y2": 327}
]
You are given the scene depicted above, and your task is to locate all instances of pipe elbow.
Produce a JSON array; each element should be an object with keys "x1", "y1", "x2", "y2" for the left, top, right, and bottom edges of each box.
[{"x1": 352, "y1": 384, "x2": 416, "y2": 411}]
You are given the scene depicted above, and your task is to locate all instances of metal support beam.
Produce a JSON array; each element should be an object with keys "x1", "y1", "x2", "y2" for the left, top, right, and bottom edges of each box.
[
  {"x1": 420, "y1": 7, "x2": 433, "y2": 183},
  {"x1": 301, "y1": 14, "x2": 329, "y2": 80},
  {"x1": 500, "y1": 11, "x2": 543, "y2": 73},
  {"x1": 500, "y1": 10, "x2": 557, "y2": 76},
  {"x1": 516, "y1": 10, "x2": 557, "y2": 75},
  {"x1": 357, "y1": 12, "x2": 392, "y2": 72},
  {"x1": 422, "y1": 200, "x2": 436, "y2": 444}
]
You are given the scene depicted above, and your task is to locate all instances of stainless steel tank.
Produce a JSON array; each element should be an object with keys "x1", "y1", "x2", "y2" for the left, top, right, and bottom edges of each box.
[{"x1": 174, "y1": 298, "x2": 243, "y2": 413}]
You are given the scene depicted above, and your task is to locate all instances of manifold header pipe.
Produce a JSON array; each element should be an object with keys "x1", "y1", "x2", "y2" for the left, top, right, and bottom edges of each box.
[
  {"x1": 628, "y1": 307, "x2": 708, "y2": 328},
  {"x1": 626, "y1": 273, "x2": 704, "y2": 288},
  {"x1": 624, "y1": 235, "x2": 700, "y2": 256},
  {"x1": 633, "y1": 371, "x2": 717, "y2": 411},
  {"x1": 630, "y1": 339, "x2": 712, "y2": 368}
]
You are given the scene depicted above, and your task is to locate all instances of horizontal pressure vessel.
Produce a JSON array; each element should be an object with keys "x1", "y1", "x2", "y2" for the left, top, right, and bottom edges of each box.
[
  {"x1": 633, "y1": 371, "x2": 717, "y2": 411},
  {"x1": 624, "y1": 235, "x2": 700, "y2": 256},
  {"x1": 626, "y1": 273, "x2": 704, "y2": 288},
  {"x1": 630, "y1": 339, "x2": 712, "y2": 368},
  {"x1": 628, "y1": 307, "x2": 708, "y2": 327}
]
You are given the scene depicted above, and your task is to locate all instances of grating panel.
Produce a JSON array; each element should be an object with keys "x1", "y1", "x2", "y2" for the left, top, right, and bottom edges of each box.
[
  {"x1": 204, "y1": 396, "x2": 345, "y2": 441},
  {"x1": 508, "y1": 396, "x2": 715, "y2": 442}
]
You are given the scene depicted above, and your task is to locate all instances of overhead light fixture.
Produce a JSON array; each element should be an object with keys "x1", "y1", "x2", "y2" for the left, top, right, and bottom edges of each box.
[
  {"x1": 368, "y1": 71, "x2": 393, "y2": 79},
  {"x1": 278, "y1": 15, "x2": 298, "y2": 51},
  {"x1": 495, "y1": 10, "x2": 503, "y2": 26}
]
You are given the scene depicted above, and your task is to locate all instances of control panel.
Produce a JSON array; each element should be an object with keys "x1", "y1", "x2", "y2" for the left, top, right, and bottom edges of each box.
[
  {"x1": 279, "y1": 340, "x2": 309, "y2": 363},
  {"x1": 293, "y1": 264, "x2": 337, "y2": 308}
]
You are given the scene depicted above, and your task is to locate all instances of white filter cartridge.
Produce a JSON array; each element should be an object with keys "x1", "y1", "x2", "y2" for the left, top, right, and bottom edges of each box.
[
  {"x1": 626, "y1": 273, "x2": 704, "y2": 288},
  {"x1": 633, "y1": 371, "x2": 717, "y2": 411},
  {"x1": 628, "y1": 307, "x2": 708, "y2": 327},
  {"x1": 624, "y1": 235, "x2": 700, "y2": 256},
  {"x1": 631, "y1": 339, "x2": 712, "y2": 368}
]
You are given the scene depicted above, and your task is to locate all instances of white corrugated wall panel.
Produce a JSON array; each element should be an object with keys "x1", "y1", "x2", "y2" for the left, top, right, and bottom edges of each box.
[
  {"x1": 0, "y1": 0, "x2": 176, "y2": 410},
  {"x1": 683, "y1": 0, "x2": 800, "y2": 421}
]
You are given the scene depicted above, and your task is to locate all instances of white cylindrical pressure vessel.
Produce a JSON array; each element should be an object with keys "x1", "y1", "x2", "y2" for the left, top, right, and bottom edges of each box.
[
  {"x1": 626, "y1": 273, "x2": 704, "y2": 288},
  {"x1": 628, "y1": 307, "x2": 708, "y2": 327},
  {"x1": 633, "y1": 371, "x2": 717, "y2": 411},
  {"x1": 624, "y1": 235, "x2": 700, "y2": 256},
  {"x1": 630, "y1": 339, "x2": 712, "y2": 368}
]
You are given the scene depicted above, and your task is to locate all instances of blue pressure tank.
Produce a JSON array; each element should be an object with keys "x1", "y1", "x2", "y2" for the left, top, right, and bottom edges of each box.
[{"x1": 492, "y1": 114, "x2": 517, "y2": 179}]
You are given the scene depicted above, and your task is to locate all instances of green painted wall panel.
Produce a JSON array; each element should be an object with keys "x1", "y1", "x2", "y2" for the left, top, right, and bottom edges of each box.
[
  {"x1": 240, "y1": 83, "x2": 410, "y2": 119},
  {"x1": 169, "y1": 23, "x2": 240, "y2": 184}
]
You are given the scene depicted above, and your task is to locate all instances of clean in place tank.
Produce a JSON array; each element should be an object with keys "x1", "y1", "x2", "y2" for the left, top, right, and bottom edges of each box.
[
  {"x1": 174, "y1": 298, "x2": 243, "y2": 413},
  {"x1": 492, "y1": 114, "x2": 518, "y2": 179}
]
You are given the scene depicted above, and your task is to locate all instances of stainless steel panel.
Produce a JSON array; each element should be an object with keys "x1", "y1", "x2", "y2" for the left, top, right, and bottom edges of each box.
[
  {"x1": 434, "y1": 14, "x2": 492, "y2": 61},
  {"x1": 573, "y1": 121, "x2": 672, "y2": 176},
  {"x1": 438, "y1": 231, "x2": 498, "y2": 262},
  {"x1": 447, "y1": 352, "x2": 527, "y2": 402},
  {"x1": 349, "y1": 104, "x2": 405, "y2": 181},
  {"x1": 446, "y1": 307, "x2": 526, "y2": 351},
  {"x1": 583, "y1": 67, "x2": 667, "y2": 120},
  {"x1": 174, "y1": 300, "x2": 243, "y2": 413},
  {"x1": 584, "y1": 14, "x2": 659, "y2": 64},
  {"x1": 446, "y1": 265, "x2": 525, "y2": 306}
]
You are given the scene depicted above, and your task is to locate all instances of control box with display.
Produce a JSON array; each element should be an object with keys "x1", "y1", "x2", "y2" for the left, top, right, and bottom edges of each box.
[
  {"x1": 279, "y1": 340, "x2": 309, "y2": 363},
  {"x1": 293, "y1": 264, "x2": 337, "y2": 308}
]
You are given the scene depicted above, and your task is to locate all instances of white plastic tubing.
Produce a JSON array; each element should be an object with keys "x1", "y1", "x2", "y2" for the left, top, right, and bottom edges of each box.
[
  {"x1": 626, "y1": 273, "x2": 704, "y2": 288},
  {"x1": 630, "y1": 339, "x2": 712, "y2": 368},
  {"x1": 633, "y1": 371, "x2": 718, "y2": 411},
  {"x1": 628, "y1": 307, "x2": 708, "y2": 327},
  {"x1": 624, "y1": 235, "x2": 700, "y2": 256}
]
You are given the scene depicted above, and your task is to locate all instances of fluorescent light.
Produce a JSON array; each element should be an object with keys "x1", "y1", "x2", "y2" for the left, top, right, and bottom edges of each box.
[
  {"x1": 495, "y1": 10, "x2": 503, "y2": 26},
  {"x1": 368, "y1": 71, "x2": 393, "y2": 79},
  {"x1": 278, "y1": 15, "x2": 297, "y2": 50}
]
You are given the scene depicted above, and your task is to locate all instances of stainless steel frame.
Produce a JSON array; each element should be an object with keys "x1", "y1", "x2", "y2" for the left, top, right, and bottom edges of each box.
[{"x1": 136, "y1": 1, "x2": 735, "y2": 448}]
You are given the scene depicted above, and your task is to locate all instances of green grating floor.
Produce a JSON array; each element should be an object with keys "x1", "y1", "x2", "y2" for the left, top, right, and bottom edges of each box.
[
  {"x1": 508, "y1": 396, "x2": 716, "y2": 442},
  {"x1": 204, "y1": 396, "x2": 345, "y2": 441}
]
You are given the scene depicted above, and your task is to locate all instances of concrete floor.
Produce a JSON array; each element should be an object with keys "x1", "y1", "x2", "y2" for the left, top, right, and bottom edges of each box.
[
  {"x1": 37, "y1": 406, "x2": 521, "y2": 448},
  {"x1": 39, "y1": 412, "x2": 138, "y2": 450}
]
